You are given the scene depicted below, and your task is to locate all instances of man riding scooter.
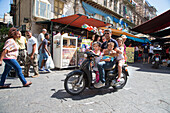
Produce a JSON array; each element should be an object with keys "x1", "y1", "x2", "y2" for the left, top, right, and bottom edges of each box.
[{"x1": 94, "y1": 29, "x2": 122, "y2": 88}]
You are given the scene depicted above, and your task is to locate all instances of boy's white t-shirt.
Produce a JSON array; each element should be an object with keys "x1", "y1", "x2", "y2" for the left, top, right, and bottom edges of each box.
[
  {"x1": 27, "y1": 36, "x2": 38, "y2": 54},
  {"x1": 93, "y1": 51, "x2": 103, "y2": 71},
  {"x1": 149, "y1": 46, "x2": 154, "y2": 53}
]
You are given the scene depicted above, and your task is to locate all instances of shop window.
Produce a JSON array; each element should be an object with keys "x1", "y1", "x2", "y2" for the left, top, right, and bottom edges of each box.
[
  {"x1": 104, "y1": 0, "x2": 107, "y2": 7},
  {"x1": 54, "y1": 0, "x2": 64, "y2": 18},
  {"x1": 35, "y1": 0, "x2": 51, "y2": 19}
]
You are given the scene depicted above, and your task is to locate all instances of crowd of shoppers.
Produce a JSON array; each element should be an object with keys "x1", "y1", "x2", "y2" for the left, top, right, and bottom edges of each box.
[{"x1": 0, "y1": 27, "x2": 52, "y2": 88}]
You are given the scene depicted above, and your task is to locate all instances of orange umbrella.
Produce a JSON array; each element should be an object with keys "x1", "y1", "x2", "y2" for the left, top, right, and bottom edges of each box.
[{"x1": 99, "y1": 27, "x2": 138, "y2": 38}]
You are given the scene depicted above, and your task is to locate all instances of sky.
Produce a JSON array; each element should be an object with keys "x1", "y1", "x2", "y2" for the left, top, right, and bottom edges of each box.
[
  {"x1": 0, "y1": 0, "x2": 11, "y2": 18},
  {"x1": 146, "y1": 0, "x2": 170, "y2": 15},
  {"x1": 0, "y1": 0, "x2": 170, "y2": 18}
]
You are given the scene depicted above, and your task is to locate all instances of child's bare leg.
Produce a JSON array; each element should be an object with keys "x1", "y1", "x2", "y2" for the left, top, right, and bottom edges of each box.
[{"x1": 117, "y1": 60, "x2": 123, "y2": 81}]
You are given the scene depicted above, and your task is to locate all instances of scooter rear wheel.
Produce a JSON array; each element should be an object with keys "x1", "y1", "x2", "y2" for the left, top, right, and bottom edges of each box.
[
  {"x1": 64, "y1": 73, "x2": 86, "y2": 95},
  {"x1": 112, "y1": 71, "x2": 128, "y2": 89}
]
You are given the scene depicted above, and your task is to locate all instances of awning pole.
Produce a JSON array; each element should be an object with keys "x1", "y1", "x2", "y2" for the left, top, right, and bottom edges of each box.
[
  {"x1": 50, "y1": 21, "x2": 53, "y2": 59},
  {"x1": 59, "y1": 14, "x2": 82, "y2": 32},
  {"x1": 87, "y1": 30, "x2": 88, "y2": 39}
]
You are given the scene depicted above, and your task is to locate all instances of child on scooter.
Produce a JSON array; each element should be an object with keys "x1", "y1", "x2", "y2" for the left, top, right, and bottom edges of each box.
[
  {"x1": 92, "y1": 41, "x2": 102, "y2": 83},
  {"x1": 116, "y1": 38, "x2": 124, "y2": 82},
  {"x1": 101, "y1": 42, "x2": 116, "y2": 62}
]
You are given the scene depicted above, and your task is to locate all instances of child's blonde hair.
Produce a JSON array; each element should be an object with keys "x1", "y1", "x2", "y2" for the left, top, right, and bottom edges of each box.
[
  {"x1": 116, "y1": 37, "x2": 123, "y2": 41},
  {"x1": 107, "y1": 42, "x2": 114, "y2": 47},
  {"x1": 116, "y1": 37, "x2": 124, "y2": 47}
]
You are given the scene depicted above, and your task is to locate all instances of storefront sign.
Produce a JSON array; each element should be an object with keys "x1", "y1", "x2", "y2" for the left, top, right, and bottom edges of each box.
[{"x1": 126, "y1": 47, "x2": 134, "y2": 63}]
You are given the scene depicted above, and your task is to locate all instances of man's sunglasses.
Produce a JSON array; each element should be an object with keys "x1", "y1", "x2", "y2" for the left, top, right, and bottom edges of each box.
[{"x1": 104, "y1": 33, "x2": 110, "y2": 34}]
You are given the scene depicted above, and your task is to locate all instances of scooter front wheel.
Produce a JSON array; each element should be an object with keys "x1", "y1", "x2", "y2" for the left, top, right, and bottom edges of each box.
[{"x1": 64, "y1": 73, "x2": 86, "y2": 95}]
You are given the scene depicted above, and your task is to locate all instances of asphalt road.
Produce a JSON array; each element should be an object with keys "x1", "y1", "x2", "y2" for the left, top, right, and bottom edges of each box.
[{"x1": 0, "y1": 62, "x2": 170, "y2": 113}]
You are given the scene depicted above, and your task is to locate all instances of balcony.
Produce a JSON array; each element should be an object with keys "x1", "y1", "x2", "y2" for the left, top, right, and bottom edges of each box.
[{"x1": 123, "y1": 0, "x2": 135, "y2": 8}]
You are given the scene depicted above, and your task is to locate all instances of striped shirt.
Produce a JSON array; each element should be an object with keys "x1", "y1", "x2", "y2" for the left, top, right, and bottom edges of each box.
[{"x1": 3, "y1": 38, "x2": 19, "y2": 59}]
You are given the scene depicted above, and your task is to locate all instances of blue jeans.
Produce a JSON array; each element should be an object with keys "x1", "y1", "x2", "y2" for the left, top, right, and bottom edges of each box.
[
  {"x1": 42, "y1": 52, "x2": 48, "y2": 60},
  {"x1": 38, "y1": 49, "x2": 43, "y2": 68},
  {"x1": 0, "y1": 59, "x2": 27, "y2": 86},
  {"x1": 97, "y1": 61, "x2": 115, "y2": 83}
]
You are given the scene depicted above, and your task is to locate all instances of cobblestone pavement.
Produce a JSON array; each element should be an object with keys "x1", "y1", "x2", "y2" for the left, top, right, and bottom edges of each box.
[{"x1": 0, "y1": 62, "x2": 170, "y2": 113}]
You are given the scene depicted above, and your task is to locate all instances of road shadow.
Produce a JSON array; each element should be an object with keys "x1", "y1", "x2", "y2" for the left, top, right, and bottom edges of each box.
[
  {"x1": 128, "y1": 62, "x2": 170, "y2": 74},
  {"x1": 0, "y1": 86, "x2": 23, "y2": 90},
  {"x1": 51, "y1": 88, "x2": 118, "y2": 101}
]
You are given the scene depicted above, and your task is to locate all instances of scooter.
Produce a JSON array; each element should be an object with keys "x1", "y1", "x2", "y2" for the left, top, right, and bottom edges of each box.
[
  {"x1": 152, "y1": 47, "x2": 162, "y2": 69},
  {"x1": 64, "y1": 52, "x2": 129, "y2": 95}
]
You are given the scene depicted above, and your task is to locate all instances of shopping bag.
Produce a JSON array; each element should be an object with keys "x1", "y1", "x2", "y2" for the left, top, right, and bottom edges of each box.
[{"x1": 46, "y1": 56, "x2": 54, "y2": 69}]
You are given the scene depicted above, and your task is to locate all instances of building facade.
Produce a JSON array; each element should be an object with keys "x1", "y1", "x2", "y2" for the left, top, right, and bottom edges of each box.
[{"x1": 10, "y1": 0, "x2": 157, "y2": 35}]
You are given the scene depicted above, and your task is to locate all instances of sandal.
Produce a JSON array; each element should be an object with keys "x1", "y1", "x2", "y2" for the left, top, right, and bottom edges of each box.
[
  {"x1": 117, "y1": 78, "x2": 121, "y2": 82},
  {"x1": 23, "y1": 81, "x2": 32, "y2": 87},
  {"x1": 0, "y1": 84, "x2": 11, "y2": 88}
]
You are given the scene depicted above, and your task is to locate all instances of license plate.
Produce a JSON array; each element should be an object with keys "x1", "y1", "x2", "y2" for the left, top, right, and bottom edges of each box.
[{"x1": 155, "y1": 57, "x2": 159, "y2": 61}]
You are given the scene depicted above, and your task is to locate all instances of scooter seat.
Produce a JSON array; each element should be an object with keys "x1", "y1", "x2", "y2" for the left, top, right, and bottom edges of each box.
[{"x1": 105, "y1": 64, "x2": 116, "y2": 70}]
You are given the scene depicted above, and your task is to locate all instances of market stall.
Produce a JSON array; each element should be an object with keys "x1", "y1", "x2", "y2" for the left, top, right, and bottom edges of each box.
[{"x1": 50, "y1": 14, "x2": 110, "y2": 68}]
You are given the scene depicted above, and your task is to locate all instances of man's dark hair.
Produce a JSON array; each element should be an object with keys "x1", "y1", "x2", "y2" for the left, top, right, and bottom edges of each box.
[{"x1": 45, "y1": 33, "x2": 49, "y2": 37}]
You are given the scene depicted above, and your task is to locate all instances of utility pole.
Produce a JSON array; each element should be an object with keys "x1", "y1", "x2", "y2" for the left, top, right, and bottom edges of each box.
[{"x1": 19, "y1": 0, "x2": 20, "y2": 26}]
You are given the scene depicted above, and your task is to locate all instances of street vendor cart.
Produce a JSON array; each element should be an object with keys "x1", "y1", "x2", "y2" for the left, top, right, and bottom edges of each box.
[{"x1": 53, "y1": 33, "x2": 77, "y2": 68}]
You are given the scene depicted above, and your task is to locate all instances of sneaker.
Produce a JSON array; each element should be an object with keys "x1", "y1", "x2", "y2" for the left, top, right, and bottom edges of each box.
[
  {"x1": 94, "y1": 81, "x2": 105, "y2": 88},
  {"x1": 32, "y1": 74, "x2": 40, "y2": 78},
  {"x1": 39, "y1": 68, "x2": 46, "y2": 72},
  {"x1": 45, "y1": 69, "x2": 52, "y2": 73}
]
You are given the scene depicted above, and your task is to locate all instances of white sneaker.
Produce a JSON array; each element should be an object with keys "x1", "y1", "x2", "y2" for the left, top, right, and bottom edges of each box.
[
  {"x1": 45, "y1": 69, "x2": 52, "y2": 73},
  {"x1": 94, "y1": 81, "x2": 105, "y2": 88}
]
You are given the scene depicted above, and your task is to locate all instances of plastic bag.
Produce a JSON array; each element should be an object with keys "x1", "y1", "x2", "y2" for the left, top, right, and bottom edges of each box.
[{"x1": 46, "y1": 55, "x2": 54, "y2": 69}]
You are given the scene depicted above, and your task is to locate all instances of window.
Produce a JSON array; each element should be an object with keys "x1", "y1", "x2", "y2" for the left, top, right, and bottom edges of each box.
[
  {"x1": 119, "y1": 3, "x2": 122, "y2": 14},
  {"x1": 109, "y1": 0, "x2": 112, "y2": 7},
  {"x1": 35, "y1": 0, "x2": 51, "y2": 19},
  {"x1": 54, "y1": 0, "x2": 64, "y2": 18},
  {"x1": 102, "y1": 16, "x2": 106, "y2": 22},
  {"x1": 114, "y1": 0, "x2": 117, "y2": 12},
  {"x1": 123, "y1": 6, "x2": 127, "y2": 17},
  {"x1": 104, "y1": 0, "x2": 107, "y2": 7}
]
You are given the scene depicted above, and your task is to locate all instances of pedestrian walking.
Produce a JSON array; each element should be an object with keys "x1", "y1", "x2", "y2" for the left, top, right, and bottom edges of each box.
[
  {"x1": 148, "y1": 43, "x2": 154, "y2": 64},
  {"x1": 24, "y1": 30, "x2": 39, "y2": 78},
  {"x1": 0, "y1": 27, "x2": 32, "y2": 88},
  {"x1": 15, "y1": 30, "x2": 27, "y2": 65},
  {"x1": 38, "y1": 29, "x2": 47, "y2": 68},
  {"x1": 38, "y1": 33, "x2": 52, "y2": 72},
  {"x1": 134, "y1": 45, "x2": 139, "y2": 62},
  {"x1": 142, "y1": 43, "x2": 149, "y2": 64}
]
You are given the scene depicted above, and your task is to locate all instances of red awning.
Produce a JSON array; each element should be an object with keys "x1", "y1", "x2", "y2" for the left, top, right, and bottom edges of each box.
[
  {"x1": 131, "y1": 10, "x2": 170, "y2": 34},
  {"x1": 51, "y1": 14, "x2": 110, "y2": 28}
]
